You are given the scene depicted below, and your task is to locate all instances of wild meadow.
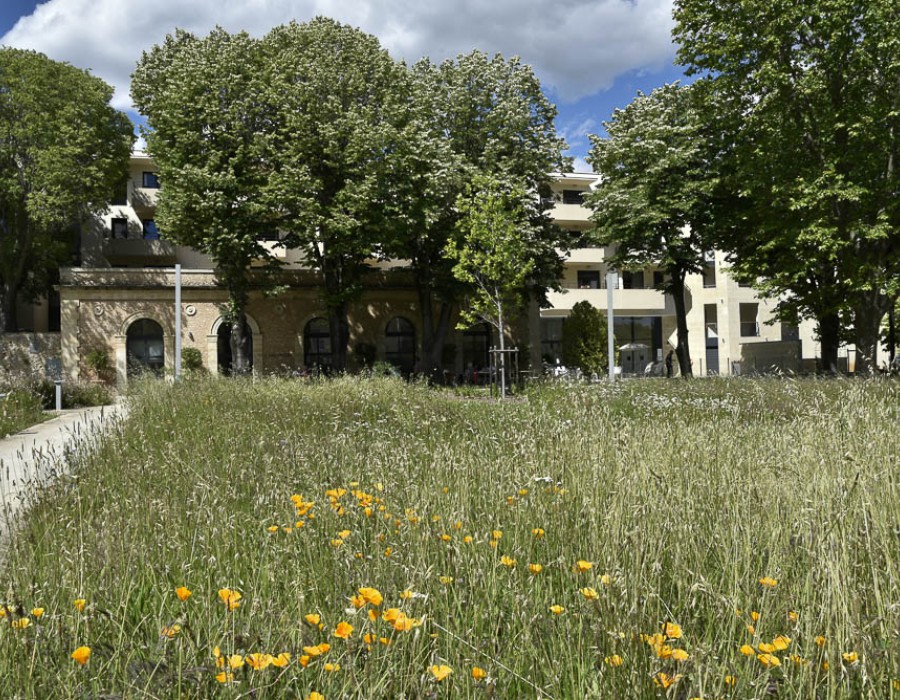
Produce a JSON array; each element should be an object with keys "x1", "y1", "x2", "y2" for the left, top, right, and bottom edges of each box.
[{"x1": 0, "y1": 376, "x2": 899, "y2": 699}]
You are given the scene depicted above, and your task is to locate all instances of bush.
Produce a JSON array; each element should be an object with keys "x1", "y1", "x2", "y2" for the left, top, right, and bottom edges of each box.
[
  {"x1": 31, "y1": 378, "x2": 113, "y2": 409},
  {"x1": 562, "y1": 300, "x2": 610, "y2": 375},
  {"x1": 181, "y1": 347, "x2": 206, "y2": 374},
  {"x1": 85, "y1": 348, "x2": 111, "y2": 373}
]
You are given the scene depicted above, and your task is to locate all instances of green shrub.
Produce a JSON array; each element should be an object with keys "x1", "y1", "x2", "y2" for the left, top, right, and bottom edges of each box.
[
  {"x1": 181, "y1": 347, "x2": 206, "y2": 374},
  {"x1": 562, "y1": 300, "x2": 610, "y2": 375},
  {"x1": 85, "y1": 348, "x2": 111, "y2": 373}
]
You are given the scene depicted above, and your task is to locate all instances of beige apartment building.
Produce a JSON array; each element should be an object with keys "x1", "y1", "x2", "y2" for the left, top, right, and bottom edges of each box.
[{"x1": 4, "y1": 154, "x2": 851, "y2": 386}]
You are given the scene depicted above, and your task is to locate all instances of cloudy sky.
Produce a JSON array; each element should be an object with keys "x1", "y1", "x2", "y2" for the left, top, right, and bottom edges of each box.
[{"x1": 0, "y1": 0, "x2": 687, "y2": 170}]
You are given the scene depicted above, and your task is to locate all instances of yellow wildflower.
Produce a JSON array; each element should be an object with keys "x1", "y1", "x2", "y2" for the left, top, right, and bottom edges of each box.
[
  {"x1": 842, "y1": 651, "x2": 859, "y2": 665},
  {"x1": 31, "y1": 608, "x2": 44, "y2": 618},
  {"x1": 175, "y1": 586, "x2": 191, "y2": 602},
  {"x1": 759, "y1": 576, "x2": 778, "y2": 588},
  {"x1": 218, "y1": 588, "x2": 241, "y2": 610},
  {"x1": 604, "y1": 654, "x2": 624, "y2": 667},
  {"x1": 532, "y1": 528, "x2": 545, "y2": 538},
  {"x1": 672, "y1": 649, "x2": 689, "y2": 662},
  {"x1": 772, "y1": 635, "x2": 791, "y2": 651},
  {"x1": 71, "y1": 646, "x2": 91, "y2": 665},
  {"x1": 73, "y1": 599, "x2": 86, "y2": 613},
  {"x1": 305, "y1": 613, "x2": 321, "y2": 626},
  {"x1": 215, "y1": 672, "x2": 235, "y2": 684},
  {"x1": 815, "y1": 635, "x2": 827, "y2": 647},
  {"x1": 334, "y1": 621, "x2": 353, "y2": 639},
  {"x1": 500, "y1": 555, "x2": 517, "y2": 568},
  {"x1": 663, "y1": 622, "x2": 683, "y2": 639},
  {"x1": 580, "y1": 587, "x2": 599, "y2": 600},
  {"x1": 472, "y1": 666, "x2": 487, "y2": 680},
  {"x1": 757, "y1": 653, "x2": 781, "y2": 667},
  {"x1": 654, "y1": 672, "x2": 681, "y2": 689},
  {"x1": 549, "y1": 605, "x2": 565, "y2": 615},
  {"x1": 324, "y1": 663, "x2": 340, "y2": 672},
  {"x1": 272, "y1": 652, "x2": 291, "y2": 668},
  {"x1": 739, "y1": 644, "x2": 755, "y2": 656},
  {"x1": 12, "y1": 618, "x2": 31, "y2": 630},
  {"x1": 160, "y1": 624, "x2": 181, "y2": 638},
  {"x1": 246, "y1": 653, "x2": 273, "y2": 670},
  {"x1": 359, "y1": 587, "x2": 383, "y2": 607},
  {"x1": 575, "y1": 560, "x2": 592, "y2": 573},
  {"x1": 529, "y1": 563, "x2": 543, "y2": 575},
  {"x1": 430, "y1": 664, "x2": 452, "y2": 681}
]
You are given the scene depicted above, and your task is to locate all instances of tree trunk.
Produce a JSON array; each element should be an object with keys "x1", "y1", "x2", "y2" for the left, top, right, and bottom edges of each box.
[
  {"x1": 0, "y1": 281, "x2": 17, "y2": 333},
  {"x1": 231, "y1": 309, "x2": 250, "y2": 375},
  {"x1": 817, "y1": 311, "x2": 841, "y2": 374},
  {"x1": 417, "y1": 282, "x2": 454, "y2": 382},
  {"x1": 850, "y1": 290, "x2": 889, "y2": 375},
  {"x1": 669, "y1": 272, "x2": 693, "y2": 379},
  {"x1": 497, "y1": 299, "x2": 507, "y2": 399},
  {"x1": 328, "y1": 303, "x2": 349, "y2": 372}
]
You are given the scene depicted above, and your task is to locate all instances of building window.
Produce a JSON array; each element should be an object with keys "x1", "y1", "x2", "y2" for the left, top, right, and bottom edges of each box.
[
  {"x1": 462, "y1": 322, "x2": 492, "y2": 372},
  {"x1": 702, "y1": 260, "x2": 716, "y2": 288},
  {"x1": 577, "y1": 270, "x2": 600, "y2": 289},
  {"x1": 540, "y1": 318, "x2": 564, "y2": 365},
  {"x1": 621, "y1": 270, "x2": 644, "y2": 289},
  {"x1": 384, "y1": 317, "x2": 416, "y2": 375},
  {"x1": 126, "y1": 318, "x2": 164, "y2": 376},
  {"x1": 142, "y1": 219, "x2": 159, "y2": 240},
  {"x1": 303, "y1": 317, "x2": 332, "y2": 370},
  {"x1": 111, "y1": 217, "x2": 128, "y2": 239},
  {"x1": 739, "y1": 303, "x2": 759, "y2": 336},
  {"x1": 781, "y1": 323, "x2": 800, "y2": 341},
  {"x1": 653, "y1": 270, "x2": 665, "y2": 289},
  {"x1": 561, "y1": 189, "x2": 585, "y2": 205},
  {"x1": 142, "y1": 171, "x2": 160, "y2": 188},
  {"x1": 111, "y1": 180, "x2": 127, "y2": 205}
]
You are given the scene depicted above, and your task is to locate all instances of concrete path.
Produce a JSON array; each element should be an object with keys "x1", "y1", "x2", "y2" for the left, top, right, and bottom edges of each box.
[{"x1": 0, "y1": 404, "x2": 127, "y2": 528}]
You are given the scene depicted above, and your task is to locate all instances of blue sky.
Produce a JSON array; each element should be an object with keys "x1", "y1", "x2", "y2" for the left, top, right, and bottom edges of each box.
[{"x1": 1, "y1": 0, "x2": 688, "y2": 171}]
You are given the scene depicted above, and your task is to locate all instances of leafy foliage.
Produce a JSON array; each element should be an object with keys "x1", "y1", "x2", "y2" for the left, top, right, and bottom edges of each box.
[
  {"x1": 587, "y1": 83, "x2": 717, "y2": 378},
  {"x1": 0, "y1": 48, "x2": 133, "y2": 331},
  {"x1": 673, "y1": 0, "x2": 900, "y2": 372},
  {"x1": 561, "y1": 301, "x2": 609, "y2": 375}
]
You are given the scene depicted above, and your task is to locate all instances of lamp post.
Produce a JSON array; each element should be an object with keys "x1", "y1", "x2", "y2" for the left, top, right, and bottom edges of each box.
[
  {"x1": 606, "y1": 269, "x2": 616, "y2": 380},
  {"x1": 174, "y1": 264, "x2": 182, "y2": 381}
]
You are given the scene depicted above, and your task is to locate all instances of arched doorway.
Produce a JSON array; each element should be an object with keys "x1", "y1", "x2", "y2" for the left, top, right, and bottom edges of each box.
[
  {"x1": 217, "y1": 321, "x2": 254, "y2": 376},
  {"x1": 384, "y1": 317, "x2": 416, "y2": 375},
  {"x1": 126, "y1": 318, "x2": 165, "y2": 376},
  {"x1": 303, "y1": 317, "x2": 332, "y2": 373}
]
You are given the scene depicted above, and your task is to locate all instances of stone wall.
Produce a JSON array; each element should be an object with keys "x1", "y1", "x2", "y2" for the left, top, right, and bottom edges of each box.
[{"x1": 0, "y1": 333, "x2": 63, "y2": 382}]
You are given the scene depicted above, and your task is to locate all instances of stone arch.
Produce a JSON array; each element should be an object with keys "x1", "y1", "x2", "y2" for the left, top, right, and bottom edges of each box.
[
  {"x1": 208, "y1": 313, "x2": 263, "y2": 376},
  {"x1": 114, "y1": 311, "x2": 172, "y2": 387}
]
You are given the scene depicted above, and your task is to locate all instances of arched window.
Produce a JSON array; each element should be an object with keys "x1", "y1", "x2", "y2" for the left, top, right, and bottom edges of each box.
[
  {"x1": 126, "y1": 318, "x2": 164, "y2": 376},
  {"x1": 304, "y1": 317, "x2": 332, "y2": 370},
  {"x1": 384, "y1": 317, "x2": 416, "y2": 375}
]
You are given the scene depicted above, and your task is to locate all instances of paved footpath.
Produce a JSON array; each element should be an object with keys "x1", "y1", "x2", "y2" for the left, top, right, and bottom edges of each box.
[{"x1": 0, "y1": 404, "x2": 127, "y2": 527}]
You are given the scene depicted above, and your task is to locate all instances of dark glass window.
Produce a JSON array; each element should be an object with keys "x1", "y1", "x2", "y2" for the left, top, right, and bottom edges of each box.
[
  {"x1": 304, "y1": 317, "x2": 332, "y2": 370},
  {"x1": 384, "y1": 317, "x2": 416, "y2": 374},
  {"x1": 142, "y1": 172, "x2": 160, "y2": 188},
  {"x1": 562, "y1": 189, "x2": 585, "y2": 205},
  {"x1": 621, "y1": 270, "x2": 644, "y2": 289},
  {"x1": 577, "y1": 270, "x2": 600, "y2": 289},
  {"x1": 111, "y1": 180, "x2": 128, "y2": 205},
  {"x1": 111, "y1": 218, "x2": 128, "y2": 239},
  {"x1": 142, "y1": 219, "x2": 159, "y2": 240},
  {"x1": 126, "y1": 318, "x2": 164, "y2": 376},
  {"x1": 462, "y1": 322, "x2": 492, "y2": 371}
]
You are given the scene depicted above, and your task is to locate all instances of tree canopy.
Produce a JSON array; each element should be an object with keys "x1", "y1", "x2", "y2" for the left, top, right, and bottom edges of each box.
[
  {"x1": 561, "y1": 301, "x2": 609, "y2": 376},
  {"x1": 0, "y1": 48, "x2": 133, "y2": 332},
  {"x1": 674, "y1": 0, "x2": 900, "y2": 372},
  {"x1": 587, "y1": 83, "x2": 718, "y2": 378}
]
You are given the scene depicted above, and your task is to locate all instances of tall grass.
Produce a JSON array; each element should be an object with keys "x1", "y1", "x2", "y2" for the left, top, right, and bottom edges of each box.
[
  {"x1": 0, "y1": 388, "x2": 46, "y2": 438},
  {"x1": 0, "y1": 376, "x2": 898, "y2": 698}
]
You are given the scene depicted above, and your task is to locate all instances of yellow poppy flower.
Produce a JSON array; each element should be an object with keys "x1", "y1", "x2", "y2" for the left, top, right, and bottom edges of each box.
[
  {"x1": 218, "y1": 588, "x2": 241, "y2": 610},
  {"x1": 73, "y1": 599, "x2": 86, "y2": 613},
  {"x1": 324, "y1": 663, "x2": 341, "y2": 672},
  {"x1": 228, "y1": 654, "x2": 245, "y2": 669},
  {"x1": 532, "y1": 528, "x2": 545, "y2": 538},
  {"x1": 772, "y1": 635, "x2": 791, "y2": 651},
  {"x1": 491, "y1": 530, "x2": 503, "y2": 540},
  {"x1": 739, "y1": 644, "x2": 755, "y2": 656},
  {"x1": 175, "y1": 586, "x2": 191, "y2": 602},
  {"x1": 430, "y1": 664, "x2": 452, "y2": 681},
  {"x1": 757, "y1": 653, "x2": 781, "y2": 667},
  {"x1": 31, "y1": 608, "x2": 44, "y2": 618},
  {"x1": 500, "y1": 555, "x2": 517, "y2": 568},
  {"x1": 759, "y1": 576, "x2": 778, "y2": 588},
  {"x1": 307, "y1": 692, "x2": 324, "y2": 700},
  {"x1": 815, "y1": 635, "x2": 827, "y2": 647},
  {"x1": 266, "y1": 525, "x2": 279, "y2": 533},
  {"x1": 653, "y1": 672, "x2": 681, "y2": 689},
  {"x1": 246, "y1": 653, "x2": 273, "y2": 670},
  {"x1": 299, "y1": 655, "x2": 311, "y2": 667},
  {"x1": 604, "y1": 654, "x2": 624, "y2": 667},
  {"x1": 71, "y1": 646, "x2": 91, "y2": 665},
  {"x1": 215, "y1": 672, "x2": 235, "y2": 684},
  {"x1": 788, "y1": 610, "x2": 799, "y2": 622},
  {"x1": 12, "y1": 618, "x2": 31, "y2": 630},
  {"x1": 160, "y1": 624, "x2": 181, "y2": 638},
  {"x1": 750, "y1": 611, "x2": 760, "y2": 621},
  {"x1": 663, "y1": 622, "x2": 683, "y2": 639},
  {"x1": 334, "y1": 621, "x2": 353, "y2": 639},
  {"x1": 529, "y1": 563, "x2": 543, "y2": 575},
  {"x1": 359, "y1": 587, "x2": 383, "y2": 607},
  {"x1": 305, "y1": 613, "x2": 321, "y2": 626},
  {"x1": 463, "y1": 536, "x2": 473, "y2": 544},
  {"x1": 271, "y1": 652, "x2": 291, "y2": 668},
  {"x1": 399, "y1": 590, "x2": 414, "y2": 600},
  {"x1": 440, "y1": 533, "x2": 452, "y2": 542},
  {"x1": 549, "y1": 604, "x2": 564, "y2": 615},
  {"x1": 842, "y1": 651, "x2": 859, "y2": 665},
  {"x1": 472, "y1": 666, "x2": 487, "y2": 680},
  {"x1": 350, "y1": 594, "x2": 366, "y2": 609},
  {"x1": 758, "y1": 642, "x2": 775, "y2": 654},
  {"x1": 580, "y1": 587, "x2": 599, "y2": 600},
  {"x1": 672, "y1": 649, "x2": 689, "y2": 662},
  {"x1": 439, "y1": 576, "x2": 454, "y2": 585},
  {"x1": 724, "y1": 675, "x2": 736, "y2": 686}
]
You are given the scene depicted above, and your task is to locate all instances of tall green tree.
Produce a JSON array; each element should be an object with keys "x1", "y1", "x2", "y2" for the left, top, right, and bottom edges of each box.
[
  {"x1": 446, "y1": 175, "x2": 536, "y2": 397},
  {"x1": 132, "y1": 28, "x2": 273, "y2": 373},
  {"x1": 0, "y1": 48, "x2": 133, "y2": 332},
  {"x1": 674, "y1": 0, "x2": 900, "y2": 373},
  {"x1": 259, "y1": 18, "x2": 410, "y2": 371},
  {"x1": 385, "y1": 52, "x2": 570, "y2": 377},
  {"x1": 587, "y1": 83, "x2": 718, "y2": 379}
]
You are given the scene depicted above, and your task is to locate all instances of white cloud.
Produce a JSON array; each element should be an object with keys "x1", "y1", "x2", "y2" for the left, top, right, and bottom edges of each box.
[{"x1": 2, "y1": 0, "x2": 675, "y2": 112}]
